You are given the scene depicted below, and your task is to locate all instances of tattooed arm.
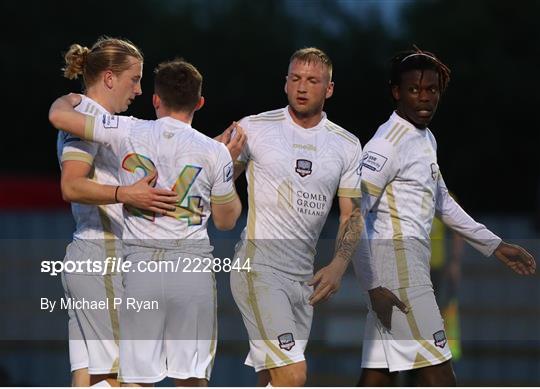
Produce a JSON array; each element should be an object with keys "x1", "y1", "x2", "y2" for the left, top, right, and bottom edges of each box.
[{"x1": 308, "y1": 197, "x2": 363, "y2": 305}]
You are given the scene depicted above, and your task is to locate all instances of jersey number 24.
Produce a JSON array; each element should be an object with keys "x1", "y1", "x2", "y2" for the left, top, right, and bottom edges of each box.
[{"x1": 122, "y1": 153, "x2": 203, "y2": 225}]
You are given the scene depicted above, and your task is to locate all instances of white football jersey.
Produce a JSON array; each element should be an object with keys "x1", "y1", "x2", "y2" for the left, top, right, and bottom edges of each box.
[
  {"x1": 87, "y1": 114, "x2": 236, "y2": 256},
  {"x1": 361, "y1": 112, "x2": 501, "y2": 290},
  {"x1": 57, "y1": 95, "x2": 123, "y2": 241},
  {"x1": 235, "y1": 107, "x2": 362, "y2": 280}
]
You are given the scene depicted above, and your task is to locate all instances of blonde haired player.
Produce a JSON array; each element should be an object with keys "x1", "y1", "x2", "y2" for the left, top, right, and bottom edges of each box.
[
  {"x1": 230, "y1": 47, "x2": 373, "y2": 386},
  {"x1": 50, "y1": 58, "x2": 244, "y2": 386},
  {"x1": 58, "y1": 36, "x2": 178, "y2": 387}
]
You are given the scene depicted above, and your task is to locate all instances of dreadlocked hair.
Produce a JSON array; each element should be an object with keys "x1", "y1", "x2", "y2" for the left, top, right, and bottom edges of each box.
[{"x1": 390, "y1": 45, "x2": 451, "y2": 92}]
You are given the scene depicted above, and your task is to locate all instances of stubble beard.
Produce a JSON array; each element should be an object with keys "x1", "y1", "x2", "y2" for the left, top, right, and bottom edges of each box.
[{"x1": 289, "y1": 100, "x2": 324, "y2": 122}]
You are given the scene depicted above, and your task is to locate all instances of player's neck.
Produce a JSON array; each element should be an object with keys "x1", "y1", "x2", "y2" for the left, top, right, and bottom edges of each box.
[
  {"x1": 288, "y1": 106, "x2": 324, "y2": 129},
  {"x1": 157, "y1": 109, "x2": 193, "y2": 125},
  {"x1": 85, "y1": 89, "x2": 115, "y2": 114}
]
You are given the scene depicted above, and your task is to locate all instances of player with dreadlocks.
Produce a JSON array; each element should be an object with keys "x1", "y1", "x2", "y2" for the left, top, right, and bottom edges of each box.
[{"x1": 356, "y1": 46, "x2": 536, "y2": 386}]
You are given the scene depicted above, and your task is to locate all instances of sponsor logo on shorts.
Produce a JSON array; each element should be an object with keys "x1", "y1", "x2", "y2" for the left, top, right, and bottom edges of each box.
[
  {"x1": 362, "y1": 151, "x2": 387, "y2": 172},
  {"x1": 102, "y1": 114, "x2": 119, "y2": 129},
  {"x1": 295, "y1": 159, "x2": 312, "y2": 177},
  {"x1": 433, "y1": 330, "x2": 447, "y2": 348},
  {"x1": 278, "y1": 332, "x2": 295, "y2": 351}
]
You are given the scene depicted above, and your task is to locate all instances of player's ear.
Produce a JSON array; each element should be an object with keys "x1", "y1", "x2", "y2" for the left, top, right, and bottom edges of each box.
[
  {"x1": 104, "y1": 70, "x2": 114, "y2": 90},
  {"x1": 194, "y1": 96, "x2": 205, "y2": 111},
  {"x1": 152, "y1": 94, "x2": 160, "y2": 110},
  {"x1": 391, "y1": 84, "x2": 400, "y2": 101},
  {"x1": 325, "y1": 81, "x2": 334, "y2": 99},
  {"x1": 284, "y1": 76, "x2": 288, "y2": 95}
]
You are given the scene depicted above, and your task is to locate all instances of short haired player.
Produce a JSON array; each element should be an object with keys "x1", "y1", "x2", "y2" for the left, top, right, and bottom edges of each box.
[
  {"x1": 50, "y1": 58, "x2": 245, "y2": 386},
  {"x1": 230, "y1": 47, "x2": 374, "y2": 386}
]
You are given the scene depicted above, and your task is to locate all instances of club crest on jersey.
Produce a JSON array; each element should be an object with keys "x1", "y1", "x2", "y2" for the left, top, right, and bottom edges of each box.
[
  {"x1": 278, "y1": 333, "x2": 295, "y2": 351},
  {"x1": 295, "y1": 159, "x2": 312, "y2": 177},
  {"x1": 102, "y1": 114, "x2": 119, "y2": 129},
  {"x1": 433, "y1": 330, "x2": 447, "y2": 348},
  {"x1": 362, "y1": 151, "x2": 387, "y2": 172},
  {"x1": 223, "y1": 161, "x2": 233, "y2": 183},
  {"x1": 430, "y1": 163, "x2": 438, "y2": 180}
]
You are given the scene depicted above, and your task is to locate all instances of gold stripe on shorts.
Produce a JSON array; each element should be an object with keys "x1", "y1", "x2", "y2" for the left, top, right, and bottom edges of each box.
[
  {"x1": 247, "y1": 272, "x2": 294, "y2": 367},
  {"x1": 398, "y1": 289, "x2": 447, "y2": 364},
  {"x1": 97, "y1": 206, "x2": 121, "y2": 364}
]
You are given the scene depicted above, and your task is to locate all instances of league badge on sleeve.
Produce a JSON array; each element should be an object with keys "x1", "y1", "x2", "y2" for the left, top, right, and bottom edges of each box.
[
  {"x1": 357, "y1": 155, "x2": 368, "y2": 176},
  {"x1": 278, "y1": 333, "x2": 295, "y2": 351},
  {"x1": 430, "y1": 163, "x2": 439, "y2": 181},
  {"x1": 295, "y1": 159, "x2": 312, "y2": 177},
  {"x1": 362, "y1": 151, "x2": 388, "y2": 172},
  {"x1": 102, "y1": 114, "x2": 119, "y2": 129},
  {"x1": 223, "y1": 161, "x2": 233, "y2": 183}
]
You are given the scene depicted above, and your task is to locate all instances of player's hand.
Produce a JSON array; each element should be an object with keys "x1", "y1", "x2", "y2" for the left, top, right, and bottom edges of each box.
[
  {"x1": 214, "y1": 122, "x2": 235, "y2": 144},
  {"x1": 215, "y1": 122, "x2": 247, "y2": 161},
  {"x1": 368, "y1": 286, "x2": 409, "y2": 330},
  {"x1": 117, "y1": 171, "x2": 179, "y2": 215},
  {"x1": 308, "y1": 261, "x2": 347, "y2": 305},
  {"x1": 226, "y1": 124, "x2": 247, "y2": 161},
  {"x1": 494, "y1": 241, "x2": 536, "y2": 275}
]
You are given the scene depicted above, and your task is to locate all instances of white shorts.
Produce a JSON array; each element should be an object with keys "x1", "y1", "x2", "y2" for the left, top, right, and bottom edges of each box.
[
  {"x1": 64, "y1": 281, "x2": 88, "y2": 372},
  {"x1": 62, "y1": 272, "x2": 122, "y2": 375},
  {"x1": 361, "y1": 285, "x2": 452, "y2": 372},
  {"x1": 230, "y1": 269, "x2": 312, "y2": 372},
  {"x1": 118, "y1": 253, "x2": 217, "y2": 384}
]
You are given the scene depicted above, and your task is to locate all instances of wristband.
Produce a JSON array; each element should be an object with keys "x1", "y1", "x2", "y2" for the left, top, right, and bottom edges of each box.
[{"x1": 114, "y1": 186, "x2": 120, "y2": 203}]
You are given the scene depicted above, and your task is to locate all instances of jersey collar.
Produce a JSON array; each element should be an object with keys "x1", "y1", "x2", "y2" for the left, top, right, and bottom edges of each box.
[
  {"x1": 390, "y1": 111, "x2": 431, "y2": 133},
  {"x1": 284, "y1": 106, "x2": 327, "y2": 131},
  {"x1": 159, "y1": 116, "x2": 193, "y2": 131}
]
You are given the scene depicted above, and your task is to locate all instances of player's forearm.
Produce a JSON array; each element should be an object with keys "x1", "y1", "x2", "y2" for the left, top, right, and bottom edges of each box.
[
  {"x1": 61, "y1": 177, "x2": 117, "y2": 205},
  {"x1": 49, "y1": 94, "x2": 88, "y2": 139},
  {"x1": 212, "y1": 196, "x2": 242, "y2": 231},
  {"x1": 437, "y1": 191, "x2": 501, "y2": 256},
  {"x1": 331, "y1": 203, "x2": 364, "y2": 271}
]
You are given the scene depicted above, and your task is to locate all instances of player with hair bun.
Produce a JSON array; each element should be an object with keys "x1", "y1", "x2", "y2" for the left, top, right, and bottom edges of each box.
[{"x1": 58, "y1": 36, "x2": 178, "y2": 387}]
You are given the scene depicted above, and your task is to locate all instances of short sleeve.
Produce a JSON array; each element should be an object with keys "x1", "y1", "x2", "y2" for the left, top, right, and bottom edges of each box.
[
  {"x1": 360, "y1": 138, "x2": 398, "y2": 199},
  {"x1": 337, "y1": 141, "x2": 362, "y2": 198},
  {"x1": 210, "y1": 143, "x2": 237, "y2": 204},
  {"x1": 87, "y1": 114, "x2": 133, "y2": 153},
  {"x1": 59, "y1": 131, "x2": 98, "y2": 166}
]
